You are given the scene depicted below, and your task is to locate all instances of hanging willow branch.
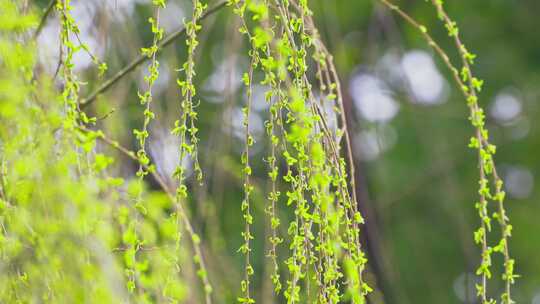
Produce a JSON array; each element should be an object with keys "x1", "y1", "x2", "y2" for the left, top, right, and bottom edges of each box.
[
  {"x1": 229, "y1": 0, "x2": 370, "y2": 302},
  {"x1": 379, "y1": 1, "x2": 516, "y2": 303},
  {"x1": 171, "y1": 1, "x2": 212, "y2": 302}
]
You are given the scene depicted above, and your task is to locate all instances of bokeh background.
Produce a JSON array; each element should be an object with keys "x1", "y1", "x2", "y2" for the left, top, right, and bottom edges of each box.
[{"x1": 33, "y1": 0, "x2": 540, "y2": 303}]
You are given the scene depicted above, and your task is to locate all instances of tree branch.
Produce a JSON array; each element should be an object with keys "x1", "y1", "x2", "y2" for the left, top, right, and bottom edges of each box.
[
  {"x1": 80, "y1": 0, "x2": 228, "y2": 109},
  {"x1": 34, "y1": 0, "x2": 56, "y2": 39}
]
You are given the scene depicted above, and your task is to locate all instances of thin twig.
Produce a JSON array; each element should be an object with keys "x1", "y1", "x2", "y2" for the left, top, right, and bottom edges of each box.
[
  {"x1": 34, "y1": 0, "x2": 57, "y2": 39},
  {"x1": 80, "y1": 0, "x2": 228, "y2": 109},
  {"x1": 378, "y1": 0, "x2": 466, "y2": 95}
]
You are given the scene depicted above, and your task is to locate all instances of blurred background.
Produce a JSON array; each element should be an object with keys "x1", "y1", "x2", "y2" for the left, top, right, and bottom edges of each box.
[{"x1": 33, "y1": 0, "x2": 540, "y2": 303}]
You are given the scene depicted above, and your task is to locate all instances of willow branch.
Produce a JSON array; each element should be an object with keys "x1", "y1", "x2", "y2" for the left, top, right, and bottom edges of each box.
[{"x1": 80, "y1": 0, "x2": 228, "y2": 109}]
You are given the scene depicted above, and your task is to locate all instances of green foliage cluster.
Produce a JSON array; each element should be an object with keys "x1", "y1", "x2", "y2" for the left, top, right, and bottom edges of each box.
[{"x1": 230, "y1": 1, "x2": 370, "y2": 302}]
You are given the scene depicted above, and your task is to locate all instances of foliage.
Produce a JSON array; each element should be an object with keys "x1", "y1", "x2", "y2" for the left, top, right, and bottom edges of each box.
[{"x1": 0, "y1": 0, "x2": 528, "y2": 303}]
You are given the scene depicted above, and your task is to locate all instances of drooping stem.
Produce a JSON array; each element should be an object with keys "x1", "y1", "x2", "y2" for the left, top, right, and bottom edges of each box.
[
  {"x1": 379, "y1": 1, "x2": 516, "y2": 303},
  {"x1": 171, "y1": 0, "x2": 212, "y2": 302},
  {"x1": 129, "y1": 0, "x2": 165, "y2": 295}
]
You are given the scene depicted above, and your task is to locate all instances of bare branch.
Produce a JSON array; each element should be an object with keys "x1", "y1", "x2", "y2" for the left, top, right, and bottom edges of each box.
[{"x1": 33, "y1": 0, "x2": 56, "y2": 39}]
